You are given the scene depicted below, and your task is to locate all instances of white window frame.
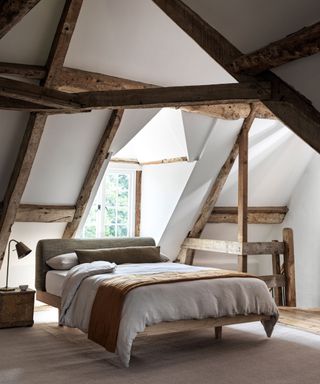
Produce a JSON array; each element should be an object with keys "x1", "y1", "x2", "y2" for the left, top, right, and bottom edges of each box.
[{"x1": 81, "y1": 165, "x2": 137, "y2": 238}]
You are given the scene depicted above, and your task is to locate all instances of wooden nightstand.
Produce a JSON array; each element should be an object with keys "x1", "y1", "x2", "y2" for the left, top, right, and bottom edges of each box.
[{"x1": 0, "y1": 289, "x2": 35, "y2": 328}]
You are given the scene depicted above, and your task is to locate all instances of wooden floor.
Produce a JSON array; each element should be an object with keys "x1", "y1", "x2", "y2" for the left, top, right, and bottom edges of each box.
[{"x1": 279, "y1": 307, "x2": 320, "y2": 335}]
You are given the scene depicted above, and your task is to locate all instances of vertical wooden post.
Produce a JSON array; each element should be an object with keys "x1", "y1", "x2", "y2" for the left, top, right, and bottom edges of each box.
[
  {"x1": 283, "y1": 228, "x2": 296, "y2": 307},
  {"x1": 135, "y1": 170, "x2": 142, "y2": 237},
  {"x1": 271, "y1": 240, "x2": 283, "y2": 305},
  {"x1": 215, "y1": 326, "x2": 222, "y2": 340},
  {"x1": 237, "y1": 123, "x2": 249, "y2": 272}
]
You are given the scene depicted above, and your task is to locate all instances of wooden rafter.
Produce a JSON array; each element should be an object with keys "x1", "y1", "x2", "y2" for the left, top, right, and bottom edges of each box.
[
  {"x1": 0, "y1": 0, "x2": 83, "y2": 265},
  {"x1": 179, "y1": 105, "x2": 258, "y2": 264},
  {"x1": 230, "y1": 21, "x2": 320, "y2": 75},
  {"x1": 152, "y1": 0, "x2": 320, "y2": 153},
  {"x1": 63, "y1": 109, "x2": 124, "y2": 239},
  {"x1": 0, "y1": 113, "x2": 47, "y2": 262},
  {"x1": 0, "y1": 0, "x2": 41, "y2": 39},
  {"x1": 208, "y1": 206, "x2": 288, "y2": 224},
  {"x1": 0, "y1": 63, "x2": 276, "y2": 120}
]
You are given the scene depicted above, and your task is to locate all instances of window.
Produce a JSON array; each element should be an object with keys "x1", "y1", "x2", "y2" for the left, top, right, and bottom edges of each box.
[{"x1": 82, "y1": 169, "x2": 135, "y2": 238}]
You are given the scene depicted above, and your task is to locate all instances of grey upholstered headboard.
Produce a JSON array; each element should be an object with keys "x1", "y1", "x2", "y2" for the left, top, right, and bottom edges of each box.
[{"x1": 35, "y1": 237, "x2": 156, "y2": 291}]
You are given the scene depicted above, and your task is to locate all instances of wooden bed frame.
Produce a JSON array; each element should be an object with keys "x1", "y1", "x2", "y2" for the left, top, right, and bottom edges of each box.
[
  {"x1": 35, "y1": 228, "x2": 295, "y2": 340},
  {"x1": 36, "y1": 290, "x2": 272, "y2": 339}
]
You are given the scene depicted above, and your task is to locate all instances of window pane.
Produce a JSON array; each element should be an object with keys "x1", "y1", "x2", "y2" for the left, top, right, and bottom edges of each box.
[
  {"x1": 117, "y1": 209, "x2": 128, "y2": 224},
  {"x1": 106, "y1": 174, "x2": 117, "y2": 190},
  {"x1": 106, "y1": 208, "x2": 116, "y2": 224},
  {"x1": 105, "y1": 225, "x2": 116, "y2": 237},
  {"x1": 106, "y1": 190, "x2": 116, "y2": 207},
  {"x1": 117, "y1": 225, "x2": 128, "y2": 237},
  {"x1": 118, "y1": 174, "x2": 129, "y2": 190},
  {"x1": 118, "y1": 190, "x2": 128, "y2": 206}
]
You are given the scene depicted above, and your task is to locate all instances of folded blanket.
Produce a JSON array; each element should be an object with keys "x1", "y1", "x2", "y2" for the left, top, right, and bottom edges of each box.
[{"x1": 59, "y1": 261, "x2": 116, "y2": 324}]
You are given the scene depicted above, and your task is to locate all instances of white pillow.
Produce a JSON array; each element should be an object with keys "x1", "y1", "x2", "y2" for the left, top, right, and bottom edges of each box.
[{"x1": 46, "y1": 252, "x2": 79, "y2": 270}]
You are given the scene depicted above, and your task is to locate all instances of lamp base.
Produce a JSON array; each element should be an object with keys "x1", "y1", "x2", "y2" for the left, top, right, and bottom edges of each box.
[{"x1": 0, "y1": 286, "x2": 16, "y2": 292}]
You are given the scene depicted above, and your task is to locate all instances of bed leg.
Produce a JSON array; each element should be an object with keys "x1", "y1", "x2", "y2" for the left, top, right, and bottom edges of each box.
[{"x1": 215, "y1": 326, "x2": 222, "y2": 340}]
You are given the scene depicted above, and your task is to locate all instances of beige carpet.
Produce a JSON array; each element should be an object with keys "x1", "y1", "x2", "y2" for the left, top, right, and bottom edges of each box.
[{"x1": 1, "y1": 316, "x2": 320, "y2": 384}]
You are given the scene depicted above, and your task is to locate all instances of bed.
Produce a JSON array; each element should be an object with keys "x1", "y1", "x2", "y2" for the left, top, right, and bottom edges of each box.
[{"x1": 35, "y1": 237, "x2": 279, "y2": 367}]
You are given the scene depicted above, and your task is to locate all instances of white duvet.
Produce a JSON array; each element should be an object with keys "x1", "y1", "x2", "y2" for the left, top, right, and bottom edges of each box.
[{"x1": 60, "y1": 262, "x2": 278, "y2": 367}]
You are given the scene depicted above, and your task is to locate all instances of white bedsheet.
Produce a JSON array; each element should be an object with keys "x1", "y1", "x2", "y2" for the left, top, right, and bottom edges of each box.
[
  {"x1": 46, "y1": 270, "x2": 68, "y2": 296},
  {"x1": 60, "y1": 262, "x2": 278, "y2": 367}
]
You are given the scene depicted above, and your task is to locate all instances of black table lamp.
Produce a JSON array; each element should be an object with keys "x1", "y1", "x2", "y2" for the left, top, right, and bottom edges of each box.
[{"x1": 0, "y1": 239, "x2": 32, "y2": 291}]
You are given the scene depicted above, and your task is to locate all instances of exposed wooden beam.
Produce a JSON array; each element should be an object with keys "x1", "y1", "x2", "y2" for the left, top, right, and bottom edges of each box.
[
  {"x1": 0, "y1": 0, "x2": 41, "y2": 39},
  {"x1": 76, "y1": 82, "x2": 271, "y2": 110},
  {"x1": 0, "y1": 78, "x2": 272, "y2": 111},
  {"x1": 283, "y1": 228, "x2": 296, "y2": 306},
  {"x1": 0, "y1": 96, "x2": 58, "y2": 112},
  {"x1": 54, "y1": 66, "x2": 157, "y2": 92},
  {"x1": 63, "y1": 110, "x2": 124, "y2": 239},
  {"x1": 182, "y1": 238, "x2": 284, "y2": 255},
  {"x1": 208, "y1": 206, "x2": 288, "y2": 224},
  {"x1": 141, "y1": 156, "x2": 188, "y2": 166},
  {"x1": 135, "y1": 171, "x2": 142, "y2": 237},
  {"x1": 183, "y1": 102, "x2": 276, "y2": 120},
  {"x1": 0, "y1": 0, "x2": 84, "y2": 265},
  {"x1": 0, "y1": 113, "x2": 47, "y2": 261},
  {"x1": 230, "y1": 21, "x2": 320, "y2": 75},
  {"x1": 0, "y1": 63, "x2": 276, "y2": 119},
  {"x1": 16, "y1": 204, "x2": 75, "y2": 223},
  {"x1": 45, "y1": 0, "x2": 84, "y2": 87},
  {"x1": 0, "y1": 77, "x2": 80, "y2": 109},
  {"x1": 179, "y1": 105, "x2": 258, "y2": 265},
  {"x1": 152, "y1": 0, "x2": 320, "y2": 153},
  {"x1": 0, "y1": 62, "x2": 46, "y2": 79},
  {"x1": 237, "y1": 103, "x2": 250, "y2": 272}
]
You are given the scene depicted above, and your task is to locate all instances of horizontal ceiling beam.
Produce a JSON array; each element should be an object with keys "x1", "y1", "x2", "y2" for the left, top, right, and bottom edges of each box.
[
  {"x1": 76, "y1": 82, "x2": 271, "y2": 109},
  {"x1": 0, "y1": 0, "x2": 41, "y2": 39},
  {"x1": 0, "y1": 62, "x2": 46, "y2": 79},
  {"x1": 230, "y1": 21, "x2": 320, "y2": 75},
  {"x1": 0, "y1": 77, "x2": 272, "y2": 110},
  {"x1": 0, "y1": 62, "x2": 276, "y2": 119},
  {"x1": 0, "y1": 76, "x2": 80, "y2": 109},
  {"x1": 208, "y1": 206, "x2": 288, "y2": 224},
  {"x1": 15, "y1": 204, "x2": 75, "y2": 223}
]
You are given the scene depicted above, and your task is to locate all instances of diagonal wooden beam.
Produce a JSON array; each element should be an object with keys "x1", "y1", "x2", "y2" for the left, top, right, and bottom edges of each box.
[
  {"x1": 152, "y1": 0, "x2": 320, "y2": 153},
  {"x1": 0, "y1": 0, "x2": 83, "y2": 265},
  {"x1": 0, "y1": 0, "x2": 41, "y2": 39},
  {"x1": 179, "y1": 104, "x2": 258, "y2": 264},
  {"x1": 0, "y1": 113, "x2": 47, "y2": 261},
  {"x1": 63, "y1": 110, "x2": 124, "y2": 239},
  {"x1": 45, "y1": 0, "x2": 83, "y2": 87},
  {"x1": 230, "y1": 21, "x2": 320, "y2": 75}
]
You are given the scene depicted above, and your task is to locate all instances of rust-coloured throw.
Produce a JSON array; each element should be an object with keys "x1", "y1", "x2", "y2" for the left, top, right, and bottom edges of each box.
[{"x1": 88, "y1": 269, "x2": 254, "y2": 352}]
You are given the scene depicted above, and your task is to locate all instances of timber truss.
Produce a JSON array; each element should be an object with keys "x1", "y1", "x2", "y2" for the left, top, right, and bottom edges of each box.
[{"x1": 0, "y1": 0, "x2": 319, "y2": 281}]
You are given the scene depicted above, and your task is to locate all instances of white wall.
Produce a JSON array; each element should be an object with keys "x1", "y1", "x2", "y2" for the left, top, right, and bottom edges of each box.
[
  {"x1": 140, "y1": 162, "x2": 195, "y2": 244},
  {"x1": 277, "y1": 154, "x2": 320, "y2": 307},
  {"x1": 0, "y1": 223, "x2": 65, "y2": 290}
]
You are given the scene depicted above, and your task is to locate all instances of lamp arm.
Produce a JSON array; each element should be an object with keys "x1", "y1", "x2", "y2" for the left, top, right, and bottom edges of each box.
[{"x1": 5, "y1": 239, "x2": 18, "y2": 289}]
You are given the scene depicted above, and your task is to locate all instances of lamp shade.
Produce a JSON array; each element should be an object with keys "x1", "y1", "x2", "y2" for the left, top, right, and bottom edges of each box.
[{"x1": 15, "y1": 242, "x2": 32, "y2": 259}]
